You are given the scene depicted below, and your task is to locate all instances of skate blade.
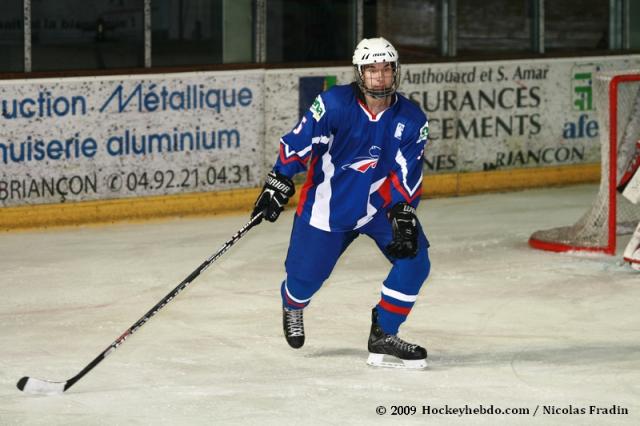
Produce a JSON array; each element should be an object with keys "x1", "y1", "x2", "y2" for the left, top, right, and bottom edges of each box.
[{"x1": 366, "y1": 353, "x2": 427, "y2": 370}]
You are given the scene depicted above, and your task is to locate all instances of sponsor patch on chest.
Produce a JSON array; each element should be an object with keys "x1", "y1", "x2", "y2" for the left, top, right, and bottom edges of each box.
[{"x1": 394, "y1": 122, "x2": 405, "y2": 140}]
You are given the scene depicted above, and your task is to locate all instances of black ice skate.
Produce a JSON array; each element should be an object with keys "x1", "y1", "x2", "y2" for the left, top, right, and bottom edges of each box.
[
  {"x1": 367, "y1": 308, "x2": 427, "y2": 369},
  {"x1": 282, "y1": 306, "x2": 305, "y2": 349}
]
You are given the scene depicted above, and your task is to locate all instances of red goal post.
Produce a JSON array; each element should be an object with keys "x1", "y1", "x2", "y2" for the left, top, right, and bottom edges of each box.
[{"x1": 529, "y1": 70, "x2": 640, "y2": 255}]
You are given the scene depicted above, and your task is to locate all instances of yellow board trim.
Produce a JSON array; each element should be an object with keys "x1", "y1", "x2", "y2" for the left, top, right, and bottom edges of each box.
[
  {"x1": 0, "y1": 164, "x2": 600, "y2": 231},
  {"x1": 0, "y1": 187, "x2": 261, "y2": 231},
  {"x1": 424, "y1": 163, "x2": 600, "y2": 197}
]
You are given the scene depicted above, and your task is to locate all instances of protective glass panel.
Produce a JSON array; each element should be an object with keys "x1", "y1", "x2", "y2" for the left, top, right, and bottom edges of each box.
[
  {"x1": 546, "y1": 0, "x2": 609, "y2": 51},
  {"x1": 0, "y1": 0, "x2": 24, "y2": 73},
  {"x1": 371, "y1": 0, "x2": 440, "y2": 61},
  {"x1": 31, "y1": 0, "x2": 144, "y2": 71},
  {"x1": 266, "y1": 0, "x2": 356, "y2": 62},
  {"x1": 152, "y1": 0, "x2": 233, "y2": 66},
  {"x1": 457, "y1": 0, "x2": 531, "y2": 55}
]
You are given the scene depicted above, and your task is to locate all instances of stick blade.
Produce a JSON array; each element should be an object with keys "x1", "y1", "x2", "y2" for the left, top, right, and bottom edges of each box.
[{"x1": 17, "y1": 376, "x2": 67, "y2": 395}]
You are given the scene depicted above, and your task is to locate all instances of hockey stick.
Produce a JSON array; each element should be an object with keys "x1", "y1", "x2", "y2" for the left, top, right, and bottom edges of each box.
[{"x1": 16, "y1": 213, "x2": 263, "y2": 395}]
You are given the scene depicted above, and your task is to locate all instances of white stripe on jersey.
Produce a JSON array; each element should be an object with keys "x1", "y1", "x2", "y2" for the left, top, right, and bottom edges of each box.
[
  {"x1": 280, "y1": 134, "x2": 332, "y2": 161},
  {"x1": 395, "y1": 149, "x2": 422, "y2": 197},
  {"x1": 355, "y1": 177, "x2": 387, "y2": 229},
  {"x1": 280, "y1": 138, "x2": 312, "y2": 159},
  {"x1": 309, "y1": 136, "x2": 335, "y2": 231},
  {"x1": 381, "y1": 284, "x2": 418, "y2": 302}
]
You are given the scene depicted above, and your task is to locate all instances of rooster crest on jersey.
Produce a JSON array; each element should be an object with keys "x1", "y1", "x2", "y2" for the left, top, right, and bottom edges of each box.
[
  {"x1": 342, "y1": 146, "x2": 381, "y2": 173},
  {"x1": 352, "y1": 37, "x2": 400, "y2": 99}
]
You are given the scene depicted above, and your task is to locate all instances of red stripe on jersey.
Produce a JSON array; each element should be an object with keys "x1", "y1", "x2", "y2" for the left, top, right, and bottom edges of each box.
[
  {"x1": 378, "y1": 179, "x2": 392, "y2": 207},
  {"x1": 297, "y1": 156, "x2": 320, "y2": 216},
  {"x1": 378, "y1": 299, "x2": 412, "y2": 316},
  {"x1": 279, "y1": 143, "x2": 309, "y2": 166},
  {"x1": 389, "y1": 172, "x2": 422, "y2": 204}
]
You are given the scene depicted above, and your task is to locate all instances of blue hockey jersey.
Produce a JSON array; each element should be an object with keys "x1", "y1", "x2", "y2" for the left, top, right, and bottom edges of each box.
[{"x1": 274, "y1": 83, "x2": 429, "y2": 232}]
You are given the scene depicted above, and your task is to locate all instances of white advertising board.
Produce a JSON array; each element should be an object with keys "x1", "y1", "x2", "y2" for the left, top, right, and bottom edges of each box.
[{"x1": 0, "y1": 70, "x2": 264, "y2": 207}]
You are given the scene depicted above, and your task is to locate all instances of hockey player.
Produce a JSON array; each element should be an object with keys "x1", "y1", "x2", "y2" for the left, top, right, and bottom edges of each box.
[{"x1": 252, "y1": 37, "x2": 431, "y2": 369}]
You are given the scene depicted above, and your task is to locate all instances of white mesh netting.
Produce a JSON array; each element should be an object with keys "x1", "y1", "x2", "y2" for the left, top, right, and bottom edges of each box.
[{"x1": 529, "y1": 70, "x2": 640, "y2": 254}]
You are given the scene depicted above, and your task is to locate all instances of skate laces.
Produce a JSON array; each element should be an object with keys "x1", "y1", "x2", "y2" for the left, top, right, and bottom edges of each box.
[
  {"x1": 384, "y1": 335, "x2": 417, "y2": 353},
  {"x1": 284, "y1": 308, "x2": 304, "y2": 337}
]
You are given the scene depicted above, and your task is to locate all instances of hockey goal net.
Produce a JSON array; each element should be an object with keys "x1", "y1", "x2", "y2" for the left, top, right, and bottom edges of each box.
[{"x1": 529, "y1": 70, "x2": 640, "y2": 255}]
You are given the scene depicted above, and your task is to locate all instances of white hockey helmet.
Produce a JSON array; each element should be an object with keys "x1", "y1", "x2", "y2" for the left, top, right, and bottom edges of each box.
[{"x1": 352, "y1": 37, "x2": 400, "y2": 98}]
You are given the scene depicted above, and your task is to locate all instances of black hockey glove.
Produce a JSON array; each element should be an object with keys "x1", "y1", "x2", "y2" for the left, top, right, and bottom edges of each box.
[
  {"x1": 385, "y1": 202, "x2": 419, "y2": 259},
  {"x1": 252, "y1": 170, "x2": 295, "y2": 223}
]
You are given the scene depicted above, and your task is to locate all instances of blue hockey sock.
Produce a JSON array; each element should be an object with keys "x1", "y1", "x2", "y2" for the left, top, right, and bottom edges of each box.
[
  {"x1": 376, "y1": 301, "x2": 413, "y2": 335},
  {"x1": 281, "y1": 278, "x2": 319, "y2": 310}
]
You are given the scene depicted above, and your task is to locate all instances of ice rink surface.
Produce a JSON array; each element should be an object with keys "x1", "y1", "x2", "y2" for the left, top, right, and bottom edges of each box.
[{"x1": 1, "y1": 184, "x2": 639, "y2": 425}]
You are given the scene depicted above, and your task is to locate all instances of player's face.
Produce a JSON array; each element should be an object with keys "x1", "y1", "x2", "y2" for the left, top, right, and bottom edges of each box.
[{"x1": 362, "y1": 62, "x2": 394, "y2": 92}]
